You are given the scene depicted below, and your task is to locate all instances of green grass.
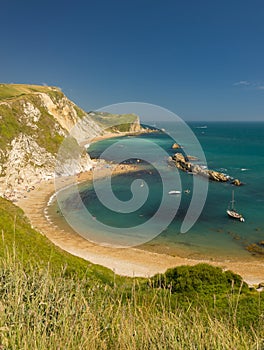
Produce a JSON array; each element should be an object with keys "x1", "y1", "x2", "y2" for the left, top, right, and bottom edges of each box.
[
  {"x1": 0, "y1": 246, "x2": 263, "y2": 349},
  {"x1": 0, "y1": 197, "x2": 119, "y2": 283},
  {"x1": 89, "y1": 112, "x2": 139, "y2": 132},
  {"x1": 0, "y1": 197, "x2": 264, "y2": 348},
  {"x1": 0, "y1": 83, "x2": 264, "y2": 348},
  {"x1": 0, "y1": 91, "x2": 65, "y2": 155},
  {"x1": 152, "y1": 263, "x2": 248, "y2": 294},
  {"x1": 0, "y1": 84, "x2": 59, "y2": 101},
  {"x1": 0, "y1": 84, "x2": 90, "y2": 158},
  {"x1": 74, "y1": 105, "x2": 86, "y2": 118},
  {"x1": 0, "y1": 103, "x2": 25, "y2": 151}
]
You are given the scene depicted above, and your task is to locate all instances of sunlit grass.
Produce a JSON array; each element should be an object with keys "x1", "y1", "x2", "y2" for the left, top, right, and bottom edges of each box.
[
  {"x1": 0, "y1": 198, "x2": 264, "y2": 349},
  {"x1": 0, "y1": 84, "x2": 58, "y2": 100},
  {"x1": 0, "y1": 242, "x2": 264, "y2": 349}
]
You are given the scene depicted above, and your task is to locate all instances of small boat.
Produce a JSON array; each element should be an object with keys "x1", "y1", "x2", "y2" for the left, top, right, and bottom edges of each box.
[
  {"x1": 226, "y1": 190, "x2": 245, "y2": 222},
  {"x1": 168, "y1": 190, "x2": 181, "y2": 195}
]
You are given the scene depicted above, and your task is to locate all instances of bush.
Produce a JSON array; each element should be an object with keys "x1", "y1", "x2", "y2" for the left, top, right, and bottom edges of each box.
[{"x1": 152, "y1": 263, "x2": 248, "y2": 294}]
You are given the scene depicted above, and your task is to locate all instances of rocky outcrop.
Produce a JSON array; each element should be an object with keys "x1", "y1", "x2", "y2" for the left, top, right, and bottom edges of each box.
[
  {"x1": 127, "y1": 115, "x2": 142, "y2": 133},
  {"x1": 172, "y1": 143, "x2": 181, "y2": 149},
  {"x1": 0, "y1": 85, "x2": 102, "y2": 201},
  {"x1": 232, "y1": 179, "x2": 242, "y2": 186},
  {"x1": 170, "y1": 152, "x2": 242, "y2": 185},
  {"x1": 0, "y1": 84, "x2": 146, "y2": 201},
  {"x1": 88, "y1": 112, "x2": 145, "y2": 134},
  {"x1": 38, "y1": 93, "x2": 101, "y2": 143},
  {"x1": 246, "y1": 241, "x2": 264, "y2": 255}
]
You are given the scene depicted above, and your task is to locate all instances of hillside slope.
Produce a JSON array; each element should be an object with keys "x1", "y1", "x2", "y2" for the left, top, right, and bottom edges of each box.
[
  {"x1": 0, "y1": 84, "x2": 142, "y2": 201},
  {"x1": 0, "y1": 84, "x2": 102, "y2": 200},
  {"x1": 88, "y1": 111, "x2": 142, "y2": 133},
  {"x1": 1, "y1": 197, "x2": 263, "y2": 349},
  {"x1": 0, "y1": 196, "x2": 120, "y2": 284}
]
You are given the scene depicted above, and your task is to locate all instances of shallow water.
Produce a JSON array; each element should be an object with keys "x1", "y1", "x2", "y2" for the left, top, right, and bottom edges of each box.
[{"x1": 51, "y1": 122, "x2": 264, "y2": 260}]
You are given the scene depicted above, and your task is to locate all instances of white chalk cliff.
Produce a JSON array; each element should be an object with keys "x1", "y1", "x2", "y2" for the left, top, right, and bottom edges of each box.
[
  {"x1": 0, "y1": 85, "x2": 102, "y2": 201},
  {"x1": 0, "y1": 84, "x2": 143, "y2": 201}
]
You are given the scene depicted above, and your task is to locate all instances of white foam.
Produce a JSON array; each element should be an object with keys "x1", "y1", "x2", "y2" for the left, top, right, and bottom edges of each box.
[{"x1": 47, "y1": 192, "x2": 57, "y2": 206}]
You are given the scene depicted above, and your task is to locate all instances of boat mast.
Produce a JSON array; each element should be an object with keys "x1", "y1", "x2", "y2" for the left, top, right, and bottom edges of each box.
[{"x1": 231, "y1": 190, "x2": 235, "y2": 211}]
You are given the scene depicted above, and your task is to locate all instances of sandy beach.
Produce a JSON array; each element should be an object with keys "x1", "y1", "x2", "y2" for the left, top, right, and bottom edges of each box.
[{"x1": 15, "y1": 158, "x2": 264, "y2": 287}]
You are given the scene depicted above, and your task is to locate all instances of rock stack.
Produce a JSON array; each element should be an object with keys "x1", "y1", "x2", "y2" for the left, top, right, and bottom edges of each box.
[{"x1": 170, "y1": 152, "x2": 242, "y2": 185}]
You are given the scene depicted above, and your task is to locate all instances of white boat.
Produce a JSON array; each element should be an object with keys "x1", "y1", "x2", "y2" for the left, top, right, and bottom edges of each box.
[
  {"x1": 226, "y1": 190, "x2": 245, "y2": 222},
  {"x1": 168, "y1": 190, "x2": 181, "y2": 195}
]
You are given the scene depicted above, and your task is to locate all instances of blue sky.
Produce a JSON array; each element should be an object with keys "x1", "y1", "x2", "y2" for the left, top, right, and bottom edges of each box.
[{"x1": 1, "y1": 0, "x2": 264, "y2": 121}]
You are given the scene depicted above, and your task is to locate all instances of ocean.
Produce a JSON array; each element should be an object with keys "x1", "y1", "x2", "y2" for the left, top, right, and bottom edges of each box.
[{"x1": 51, "y1": 122, "x2": 264, "y2": 261}]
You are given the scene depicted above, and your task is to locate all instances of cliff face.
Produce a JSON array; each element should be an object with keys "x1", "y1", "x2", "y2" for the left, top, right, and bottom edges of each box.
[
  {"x1": 0, "y1": 85, "x2": 102, "y2": 201},
  {"x1": 127, "y1": 115, "x2": 142, "y2": 133},
  {"x1": 0, "y1": 84, "x2": 144, "y2": 201},
  {"x1": 88, "y1": 112, "x2": 144, "y2": 133}
]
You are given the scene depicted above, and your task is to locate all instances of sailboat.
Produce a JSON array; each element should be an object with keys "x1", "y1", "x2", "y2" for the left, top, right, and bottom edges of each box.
[{"x1": 226, "y1": 190, "x2": 245, "y2": 222}]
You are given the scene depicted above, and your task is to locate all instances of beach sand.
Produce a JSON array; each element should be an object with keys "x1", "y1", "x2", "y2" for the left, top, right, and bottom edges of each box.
[{"x1": 16, "y1": 161, "x2": 264, "y2": 287}]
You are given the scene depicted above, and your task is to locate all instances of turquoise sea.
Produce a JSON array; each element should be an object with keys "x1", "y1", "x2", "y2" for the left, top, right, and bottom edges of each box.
[{"x1": 51, "y1": 122, "x2": 264, "y2": 261}]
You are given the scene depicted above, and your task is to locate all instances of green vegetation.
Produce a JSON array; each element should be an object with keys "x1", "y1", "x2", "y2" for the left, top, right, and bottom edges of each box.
[
  {"x1": 89, "y1": 111, "x2": 139, "y2": 132},
  {"x1": 0, "y1": 197, "x2": 264, "y2": 348},
  {"x1": 0, "y1": 103, "x2": 26, "y2": 150},
  {"x1": 0, "y1": 85, "x2": 139, "y2": 162},
  {"x1": 74, "y1": 105, "x2": 86, "y2": 119},
  {"x1": 0, "y1": 83, "x2": 263, "y2": 347},
  {"x1": 0, "y1": 83, "x2": 263, "y2": 348},
  {"x1": 45, "y1": 89, "x2": 64, "y2": 103},
  {"x1": 0, "y1": 197, "x2": 118, "y2": 283},
  {"x1": 0, "y1": 86, "x2": 66, "y2": 155},
  {"x1": 0, "y1": 84, "x2": 59, "y2": 101},
  {"x1": 1, "y1": 255, "x2": 262, "y2": 350},
  {"x1": 153, "y1": 264, "x2": 247, "y2": 294}
]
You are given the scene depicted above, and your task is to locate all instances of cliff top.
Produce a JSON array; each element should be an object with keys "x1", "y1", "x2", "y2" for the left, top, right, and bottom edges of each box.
[
  {"x1": 0, "y1": 83, "x2": 61, "y2": 101},
  {"x1": 88, "y1": 111, "x2": 140, "y2": 132},
  {"x1": 0, "y1": 83, "x2": 143, "y2": 199}
]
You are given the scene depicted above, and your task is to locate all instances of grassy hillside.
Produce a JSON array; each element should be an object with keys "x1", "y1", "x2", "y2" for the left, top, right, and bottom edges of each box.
[
  {"x1": 0, "y1": 83, "x2": 263, "y2": 348},
  {"x1": 0, "y1": 84, "x2": 59, "y2": 101},
  {"x1": 0, "y1": 84, "x2": 68, "y2": 155},
  {"x1": 0, "y1": 197, "x2": 118, "y2": 283},
  {"x1": 89, "y1": 111, "x2": 140, "y2": 132},
  {"x1": 0, "y1": 85, "x2": 140, "y2": 158},
  {"x1": 0, "y1": 84, "x2": 91, "y2": 156},
  {"x1": 0, "y1": 96, "x2": 64, "y2": 154},
  {"x1": 0, "y1": 197, "x2": 264, "y2": 349}
]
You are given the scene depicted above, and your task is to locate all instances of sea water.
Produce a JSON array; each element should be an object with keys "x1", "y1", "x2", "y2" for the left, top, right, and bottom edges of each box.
[{"x1": 51, "y1": 122, "x2": 264, "y2": 261}]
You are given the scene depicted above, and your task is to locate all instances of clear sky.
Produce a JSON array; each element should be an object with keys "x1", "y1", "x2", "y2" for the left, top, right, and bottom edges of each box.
[{"x1": 1, "y1": 0, "x2": 264, "y2": 121}]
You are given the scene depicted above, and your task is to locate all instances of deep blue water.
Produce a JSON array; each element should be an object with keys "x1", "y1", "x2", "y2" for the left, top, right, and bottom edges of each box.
[{"x1": 53, "y1": 122, "x2": 264, "y2": 260}]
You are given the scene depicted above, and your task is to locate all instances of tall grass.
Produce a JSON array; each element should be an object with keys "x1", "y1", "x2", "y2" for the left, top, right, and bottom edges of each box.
[{"x1": 0, "y1": 243, "x2": 263, "y2": 349}]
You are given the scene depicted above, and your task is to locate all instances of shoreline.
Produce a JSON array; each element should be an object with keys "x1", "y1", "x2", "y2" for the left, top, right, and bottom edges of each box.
[
  {"x1": 16, "y1": 168, "x2": 264, "y2": 286},
  {"x1": 80, "y1": 128, "x2": 158, "y2": 146},
  {"x1": 15, "y1": 132, "x2": 264, "y2": 287}
]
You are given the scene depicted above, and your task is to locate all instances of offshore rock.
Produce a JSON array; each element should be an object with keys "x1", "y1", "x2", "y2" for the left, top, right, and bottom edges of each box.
[
  {"x1": 172, "y1": 143, "x2": 181, "y2": 149},
  {"x1": 246, "y1": 242, "x2": 264, "y2": 255},
  {"x1": 207, "y1": 170, "x2": 229, "y2": 182},
  {"x1": 232, "y1": 179, "x2": 243, "y2": 186},
  {"x1": 171, "y1": 152, "x2": 240, "y2": 184}
]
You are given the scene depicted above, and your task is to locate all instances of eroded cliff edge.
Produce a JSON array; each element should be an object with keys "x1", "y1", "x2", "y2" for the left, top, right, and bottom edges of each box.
[{"x1": 0, "y1": 84, "x2": 143, "y2": 201}]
